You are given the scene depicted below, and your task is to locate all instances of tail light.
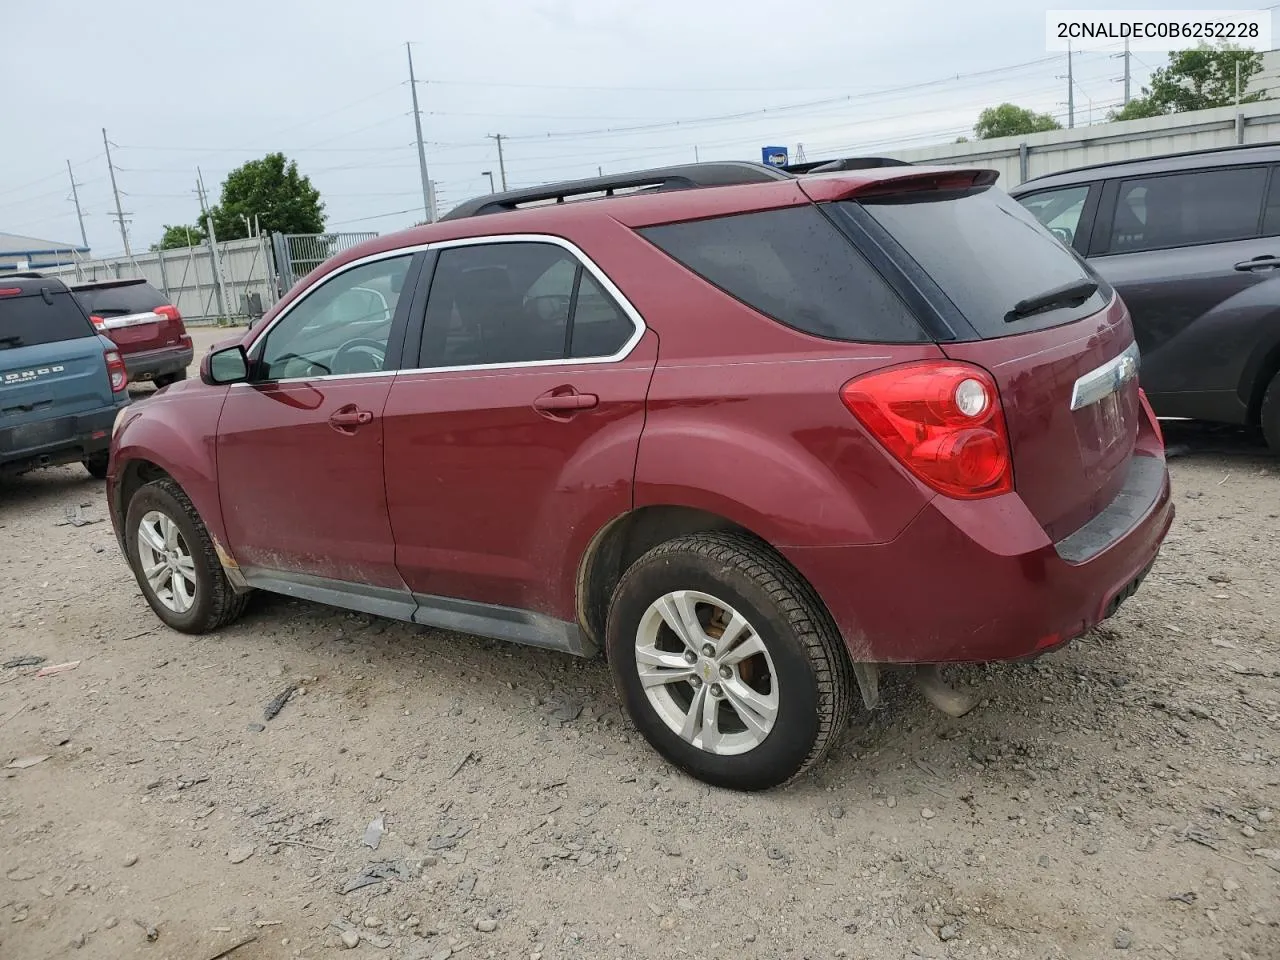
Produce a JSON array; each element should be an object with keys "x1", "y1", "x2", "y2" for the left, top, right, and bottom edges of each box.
[
  {"x1": 0, "y1": 287, "x2": 21, "y2": 297},
  {"x1": 1138, "y1": 388, "x2": 1163, "y2": 449},
  {"x1": 105, "y1": 348, "x2": 128, "y2": 392},
  {"x1": 155, "y1": 304, "x2": 182, "y2": 324},
  {"x1": 840, "y1": 361, "x2": 1013, "y2": 499},
  {"x1": 89, "y1": 314, "x2": 106, "y2": 329}
]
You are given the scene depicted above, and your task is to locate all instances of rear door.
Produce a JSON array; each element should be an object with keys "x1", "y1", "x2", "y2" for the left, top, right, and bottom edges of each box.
[
  {"x1": 72, "y1": 280, "x2": 183, "y2": 355},
  {"x1": 1, "y1": 284, "x2": 113, "y2": 444},
  {"x1": 383, "y1": 237, "x2": 654, "y2": 622},
  {"x1": 1083, "y1": 164, "x2": 1279, "y2": 421},
  {"x1": 835, "y1": 182, "x2": 1141, "y2": 542}
]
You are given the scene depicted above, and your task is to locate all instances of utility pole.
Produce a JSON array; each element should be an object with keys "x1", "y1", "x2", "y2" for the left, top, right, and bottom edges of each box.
[
  {"x1": 1236, "y1": 59, "x2": 1242, "y2": 108},
  {"x1": 66, "y1": 160, "x2": 88, "y2": 250},
  {"x1": 102, "y1": 128, "x2": 132, "y2": 258},
  {"x1": 1067, "y1": 41, "x2": 1075, "y2": 129},
  {"x1": 197, "y1": 168, "x2": 230, "y2": 322},
  {"x1": 488, "y1": 134, "x2": 508, "y2": 190},
  {"x1": 406, "y1": 42, "x2": 434, "y2": 223},
  {"x1": 1123, "y1": 39, "x2": 1131, "y2": 105}
]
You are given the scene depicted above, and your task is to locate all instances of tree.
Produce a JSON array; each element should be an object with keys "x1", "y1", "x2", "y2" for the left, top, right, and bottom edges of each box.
[
  {"x1": 211, "y1": 153, "x2": 324, "y2": 240},
  {"x1": 1109, "y1": 44, "x2": 1263, "y2": 120},
  {"x1": 974, "y1": 103, "x2": 1062, "y2": 139},
  {"x1": 152, "y1": 224, "x2": 207, "y2": 251}
]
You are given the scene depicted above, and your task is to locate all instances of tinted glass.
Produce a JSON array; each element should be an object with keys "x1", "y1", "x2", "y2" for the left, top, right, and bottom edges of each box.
[
  {"x1": 859, "y1": 187, "x2": 1105, "y2": 337},
  {"x1": 641, "y1": 206, "x2": 926, "y2": 343},
  {"x1": 1109, "y1": 167, "x2": 1266, "y2": 253},
  {"x1": 73, "y1": 281, "x2": 167, "y2": 316},
  {"x1": 420, "y1": 243, "x2": 633, "y2": 367},
  {"x1": 1017, "y1": 185, "x2": 1090, "y2": 248},
  {"x1": 0, "y1": 291, "x2": 95, "y2": 350},
  {"x1": 259, "y1": 255, "x2": 412, "y2": 379},
  {"x1": 1259, "y1": 167, "x2": 1280, "y2": 237}
]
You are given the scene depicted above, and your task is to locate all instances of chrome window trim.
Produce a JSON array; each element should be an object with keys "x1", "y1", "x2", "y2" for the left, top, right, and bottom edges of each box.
[
  {"x1": 1069, "y1": 340, "x2": 1141, "y2": 411},
  {"x1": 237, "y1": 234, "x2": 647, "y2": 387}
]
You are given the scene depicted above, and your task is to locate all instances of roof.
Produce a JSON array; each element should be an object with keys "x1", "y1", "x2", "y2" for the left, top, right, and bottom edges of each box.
[
  {"x1": 1010, "y1": 141, "x2": 1280, "y2": 193},
  {"x1": 0, "y1": 231, "x2": 89, "y2": 257}
]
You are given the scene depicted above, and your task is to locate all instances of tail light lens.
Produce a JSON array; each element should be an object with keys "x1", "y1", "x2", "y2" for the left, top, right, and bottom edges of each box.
[
  {"x1": 105, "y1": 349, "x2": 128, "y2": 392},
  {"x1": 155, "y1": 304, "x2": 182, "y2": 324},
  {"x1": 840, "y1": 361, "x2": 1013, "y2": 499},
  {"x1": 89, "y1": 314, "x2": 106, "y2": 329},
  {"x1": 1138, "y1": 387, "x2": 1163, "y2": 449}
]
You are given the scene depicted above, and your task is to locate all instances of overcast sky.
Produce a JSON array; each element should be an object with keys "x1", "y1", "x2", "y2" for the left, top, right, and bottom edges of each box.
[{"x1": 1, "y1": 0, "x2": 1266, "y2": 255}]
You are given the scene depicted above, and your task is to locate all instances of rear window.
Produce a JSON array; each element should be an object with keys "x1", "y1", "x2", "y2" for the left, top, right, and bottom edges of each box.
[
  {"x1": 640, "y1": 206, "x2": 928, "y2": 343},
  {"x1": 856, "y1": 187, "x2": 1107, "y2": 337},
  {"x1": 0, "y1": 291, "x2": 95, "y2": 349},
  {"x1": 73, "y1": 281, "x2": 167, "y2": 317}
]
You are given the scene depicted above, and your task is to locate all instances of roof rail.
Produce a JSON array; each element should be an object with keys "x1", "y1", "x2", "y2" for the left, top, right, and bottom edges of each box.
[
  {"x1": 441, "y1": 161, "x2": 793, "y2": 221},
  {"x1": 6, "y1": 271, "x2": 47, "y2": 279},
  {"x1": 783, "y1": 156, "x2": 913, "y2": 174}
]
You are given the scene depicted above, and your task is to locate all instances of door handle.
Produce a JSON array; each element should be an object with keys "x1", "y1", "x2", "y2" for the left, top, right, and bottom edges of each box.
[
  {"x1": 1233, "y1": 255, "x2": 1280, "y2": 271},
  {"x1": 328, "y1": 404, "x2": 374, "y2": 432},
  {"x1": 532, "y1": 387, "x2": 599, "y2": 419}
]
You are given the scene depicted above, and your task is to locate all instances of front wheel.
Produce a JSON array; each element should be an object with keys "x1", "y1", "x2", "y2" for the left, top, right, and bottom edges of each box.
[
  {"x1": 606, "y1": 532, "x2": 854, "y2": 791},
  {"x1": 124, "y1": 478, "x2": 249, "y2": 633},
  {"x1": 83, "y1": 452, "x2": 109, "y2": 479}
]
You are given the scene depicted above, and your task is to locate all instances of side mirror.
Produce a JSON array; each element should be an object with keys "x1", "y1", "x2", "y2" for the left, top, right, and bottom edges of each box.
[{"x1": 201, "y1": 345, "x2": 250, "y2": 385}]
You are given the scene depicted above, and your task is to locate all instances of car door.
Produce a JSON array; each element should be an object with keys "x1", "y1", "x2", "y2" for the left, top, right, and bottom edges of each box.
[
  {"x1": 383, "y1": 237, "x2": 657, "y2": 630},
  {"x1": 1085, "y1": 164, "x2": 1280, "y2": 422},
  {"x1": 216, "y1": 251, "x2": 424, "y2": 606}
]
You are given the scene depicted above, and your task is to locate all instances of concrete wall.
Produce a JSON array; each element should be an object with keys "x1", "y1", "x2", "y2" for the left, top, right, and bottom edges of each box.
[{"x1": 886, "y1": 100, "x2": 1280, "y2": 188}]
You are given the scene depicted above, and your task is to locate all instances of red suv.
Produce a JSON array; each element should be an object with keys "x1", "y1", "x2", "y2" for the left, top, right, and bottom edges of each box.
[
  {"x1": 71, "y1": 279, "x2": 193, "y2": 387},
  {"x1": 106, "y1": 161, "x2": 1173, "y2": 790}
]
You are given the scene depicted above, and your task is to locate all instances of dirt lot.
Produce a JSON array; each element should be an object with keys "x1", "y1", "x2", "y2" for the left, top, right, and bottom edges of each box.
[{"x1": 2, "y1": 333, "x2": 1278, "y2": 960}]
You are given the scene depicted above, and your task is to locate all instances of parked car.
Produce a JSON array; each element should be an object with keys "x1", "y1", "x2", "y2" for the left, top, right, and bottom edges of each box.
[
  {"x1": 107, "y1": 161, "x2": 1172, "y2": 790},
  {"x1": 71, "y1": 278, "x2": 193, "y2": 388},
  {"x1": 1, "y1": 275, "x2": 131, "y2": 478},
  {"x1": 1010, "y1": 143, "x2": 1280, "y2": 449}
]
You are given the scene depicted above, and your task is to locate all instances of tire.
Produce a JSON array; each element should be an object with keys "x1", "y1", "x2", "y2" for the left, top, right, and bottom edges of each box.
[
  {"x1": 83, "y1": 452, "x2": 109, "y2": 480},
  {"x1": 606, "y1": 532, "x2": 854, "y2": 791},
  {"x1": 154, "y1": 370, "x2": 188, "y2": 389},
  {"x1": 1262, "y1": 370, "x2": 1280, "y2": 453},
  {"x1": 124, "y1": 477, "x2": 250, "y2": 633}
]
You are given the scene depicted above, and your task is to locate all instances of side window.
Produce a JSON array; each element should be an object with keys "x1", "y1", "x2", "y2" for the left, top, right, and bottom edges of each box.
[
  {"x1": 259, "y1": 255, "x2": 412, "y2": 380},
  {"x1": 640, "y1": 206, "x2": 926, "y2": 343},
  {"x1": 1018, "y1": 185, "x2": 1090, "y2": 248},
  {"x1": 1263, "y1": 168, "x2": 1280, "y2": 237},
  {"x1": 1108, "y1": 167, "x2": 1267, "y2": 254},
  {"x1": 419, "y1": 242, "x2": 634, "y2": 368}
]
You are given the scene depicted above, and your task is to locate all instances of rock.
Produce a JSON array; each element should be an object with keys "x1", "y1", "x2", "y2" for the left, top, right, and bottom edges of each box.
[
  {"x1": 921, "y1": 808, "x2": 936, "y2": 820},
  {"x1": 340, "y1": 929, "x2": 360, "y2": 949},
  {"x1": 1243, "y1": 825, "x2": 1258, "y2": 838},
  {"x1": 475, "y1": 917, "x2": 498, "y2": 933},
  {"x1": 939, "y1": 924, "x2": 960, "y2": 941},
  {"x1": 364, "y1": 817, "x2": 385, "y2": 850},
  {"x1": 1223, "y1": 877, "x2": 1240, "y2": 892},
  {"x1": 227, "y1": 845, "x2": 255, "y2": 864},
  {"x1": 431, "y1": 950, "x2": 453, "y2": 960},
  {"x1": 71, "y1": 932, "x2": 86, "y2": 949},
  {"x1": 364, "y1": 916, "x2": 382, "y2": 928},
  {"x1": 1259, "y1": 809, "x2": 1274, "y2": 823},
  {"x1": 6, "y1": 868, "x2": 35, "y2": 881},
  {"x1": 885, "y1": 796, "x2": 897, "y2": 809},
  {"x1": 247, "y1": 723, "x2": 265, "y2": 733},
  {"x1": 659, "y1": 916, "x2": 678, "y2": 931},
  {"x1": 122, "y1": 854, "x2": 138, "y2": 868},
  {"x1": 104, "y1": 918, "x2": 118, "y2": 930},
  {"x1": 1114, "y1": 929, "x2": 1132, "y2": 950},
  {"x1": 1083, "y1": 840, "x2": 1101, "y2": 855},
  {"x1": 830, "y1": 803, "x2": 846, "y2": 819}
]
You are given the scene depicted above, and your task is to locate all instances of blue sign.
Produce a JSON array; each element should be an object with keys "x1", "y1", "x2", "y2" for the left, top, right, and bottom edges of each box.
[{"x1": 762, "y1": 146, "x2": 789, "y2": 168}]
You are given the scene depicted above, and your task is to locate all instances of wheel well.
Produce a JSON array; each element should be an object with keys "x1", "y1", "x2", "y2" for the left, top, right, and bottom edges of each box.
[
  {"x1": 115, "y1": 459, "x2": 172, "y2": 522},
  {"x1": 1246, "y1": 343, "x2": 1280, "y2": 425},
  {"x1": 576, "y1": 506, "x2": 753, "y2": 653}
]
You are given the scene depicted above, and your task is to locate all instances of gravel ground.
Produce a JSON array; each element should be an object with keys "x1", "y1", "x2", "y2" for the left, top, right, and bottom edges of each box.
[{"x1": 2, "y1": 343, "x2": 1277, "y2": 960}]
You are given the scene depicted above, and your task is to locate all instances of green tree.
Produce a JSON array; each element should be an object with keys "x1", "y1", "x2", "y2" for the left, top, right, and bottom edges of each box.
[
  {"x1": 1109, "y1": 44, "x2": 1263, "y2": 120},
  {"x1": 974, "y1": 103, "x2": 1062, "y2": 139},
  {"x1": 152, "y1": 223, "x2": 207, "y2": 251},
  {"x1": 211, "y1": 153, "x2": 325, "y2": 240}
]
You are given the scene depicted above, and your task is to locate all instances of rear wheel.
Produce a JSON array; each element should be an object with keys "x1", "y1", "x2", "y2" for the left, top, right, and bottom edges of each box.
[
  {"x1": 83, "y1": 452, "x2": 109, "y2": 480},
  {"x1": 1261, "y1": 370, "x2": 1280, "y2": 452},
  {"x1": 124, "y1": 478, "x2": 249, "y2": 633},
  {"x1": 606, "y1": 532, "x2": 853, "y2": 791},
  {"x1": 154, "y1": 370, "x2": 188, "y2": 389}
]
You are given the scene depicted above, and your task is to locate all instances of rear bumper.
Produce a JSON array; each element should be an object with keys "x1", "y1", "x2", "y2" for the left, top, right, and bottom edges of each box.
[
  {"x1": 124, "y1": 341, "x2": 193, "y2": 380},
  {"x1": 0, "y1": 401, "x2": 128, "y2": 476},
  {"x1": 785, "y1": 453, "x2": 1174, "y2": 663}
]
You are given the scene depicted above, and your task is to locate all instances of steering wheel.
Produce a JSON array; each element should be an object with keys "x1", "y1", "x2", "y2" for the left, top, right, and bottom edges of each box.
[{"x1": 331, "y1": 338, "x2": 387, "y2": 375}]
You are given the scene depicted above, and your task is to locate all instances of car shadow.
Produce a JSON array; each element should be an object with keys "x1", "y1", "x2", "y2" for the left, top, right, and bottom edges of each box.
[
  {"x1": 0, "y1": 467, "x2": 105, "y2": 519},
  {"x1": 1161, "y1": 419, "x2": 1271, "y2": 461}
]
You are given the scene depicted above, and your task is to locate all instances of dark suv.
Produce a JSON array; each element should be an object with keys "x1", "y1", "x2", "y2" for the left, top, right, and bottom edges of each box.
[
  {"x1": 2, "y1": 275, "x2": 131, "y2": 478},
  {"x1": 108, "y1": 161, "x2": 1172, "y2": 790},
  {"x1": 1010, "y1": 143, "x2": 1280, "y2": 449}
]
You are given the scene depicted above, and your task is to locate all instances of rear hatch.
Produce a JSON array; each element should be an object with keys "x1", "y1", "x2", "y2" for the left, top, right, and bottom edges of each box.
[
  {"x1": 0, "y1": 283, "x2": 116, "y2": 434},
  {"x1": 822, "y1": 175, "x2": 1140, "y2": 542},
  {"x1": 72, "y1": 279, "x2": 185, "y2": 355}
]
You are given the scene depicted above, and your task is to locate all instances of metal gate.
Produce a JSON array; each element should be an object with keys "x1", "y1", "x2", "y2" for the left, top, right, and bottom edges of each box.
[{"x1": 271, "y1": 232, "x2": 379, "y2": 293}]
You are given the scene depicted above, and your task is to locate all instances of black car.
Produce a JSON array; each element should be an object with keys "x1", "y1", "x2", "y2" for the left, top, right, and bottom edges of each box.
[{"x1": 1010, "y1": 143, "x2": 1280, "y2": 449}]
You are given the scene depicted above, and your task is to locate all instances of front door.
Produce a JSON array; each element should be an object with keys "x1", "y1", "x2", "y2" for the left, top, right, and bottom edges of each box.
[
  {"x1": 383, "y1": 238, "x2": 655, "y2": 621},
  {"x1": 217, "y1": 252, "x2": 422, "y2": 594}
]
